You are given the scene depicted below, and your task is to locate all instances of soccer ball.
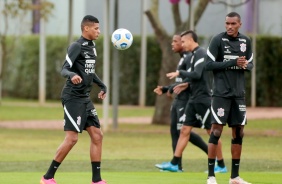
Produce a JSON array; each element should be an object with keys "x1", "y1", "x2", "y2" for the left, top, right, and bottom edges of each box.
[{"x1": 111, "y1": 28, "x2": 133, "y2": 50}]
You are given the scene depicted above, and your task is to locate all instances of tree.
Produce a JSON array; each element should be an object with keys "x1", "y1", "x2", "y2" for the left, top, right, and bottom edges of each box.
[
  {"x1": 0, "y1": 0, "x2": 53, "y2": 104},
  {"x1": 145, "y1": 0, "x2": 210, "y2": 124}
]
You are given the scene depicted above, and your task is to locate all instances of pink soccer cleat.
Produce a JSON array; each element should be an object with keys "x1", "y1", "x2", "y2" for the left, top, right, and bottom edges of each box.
[
  {"x1": 40, "y1": 177, "x2": 57, "y2": 184},
  {"x1": 92, "y1": 180, "x2": 107, "y2": 184}
]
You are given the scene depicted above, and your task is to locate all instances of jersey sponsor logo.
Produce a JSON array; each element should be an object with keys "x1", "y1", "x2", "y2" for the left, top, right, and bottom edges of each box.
[
  {"x1": 240, "y1": 43, "x2": 246, "y2": 52},
  {"x1": 82, "y1": 41, "x2": 88, "y2": 46},
  {"x1": 77, "y1": 116, "x2": 81, "y2": 126},
  {"x1": 223, "y1": 55, "x2": 239, "y2": 62},
  {"x1": 85, "y1": 60, "x2": 96, "y2": 74},
  {"x1": 84, "y1": 52, "x2": 90, "y2": 58},
  {"x1": 224, "y1": 46, "x2": 230, "y2": 48},
  {"x1": 222, "y1": 38, "x2": 229, "y2": 42},
  {"x1": 239, "y1": 38, "x2": 246, "y2": 43},
  {"x1": 217, "y1": 108, "x2": 225, "y2": 117},
  {"x1": 224, "y1": 49, "x2": 231, "y2": 54}
]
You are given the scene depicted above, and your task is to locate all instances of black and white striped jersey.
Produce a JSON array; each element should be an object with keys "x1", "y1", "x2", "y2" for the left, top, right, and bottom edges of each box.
[
  {"x1": 61, "y1": 36, "x2": 106, "y2": 100},
  {"x1": 206, "y1": 32, "x2": 253, "y2": 98}
]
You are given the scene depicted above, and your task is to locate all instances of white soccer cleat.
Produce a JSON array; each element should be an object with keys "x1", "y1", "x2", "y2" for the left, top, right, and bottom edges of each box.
[
  {"x1": 207, "y1": 176, "x2": 218, "y2": 184},
  {"x1": 229, "y1": 176, "x2": 252, "y2": 184}
]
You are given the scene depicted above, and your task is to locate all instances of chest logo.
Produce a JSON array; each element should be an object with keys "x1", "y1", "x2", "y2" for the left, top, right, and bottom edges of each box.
[{"x1": 240, "y1": 43, "x2": 246, "y2": 52}]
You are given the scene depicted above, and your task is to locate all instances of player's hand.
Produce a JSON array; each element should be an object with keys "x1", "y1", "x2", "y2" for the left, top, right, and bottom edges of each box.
[
  {"x1": 166, "y1": 71, "x2": 179, "y2": 79},
  {"x1": 237, "y1": 56, "x2": 248, "y2": 69},
  {"x1": 153, "y1": 86, "x2": 163, "y2": 95},
  {"x1": 98, "y1": 91, "x2": 106, "y2": 100},
  {"x1": 71, "y1": 75, "x2": 82, "y2": 84},
  {"x1": 166, "y1": 90, "x2": 172, "y2": 97},
  {"x1": 173, "y1": 82, "x2": 189, "y2": 94}
]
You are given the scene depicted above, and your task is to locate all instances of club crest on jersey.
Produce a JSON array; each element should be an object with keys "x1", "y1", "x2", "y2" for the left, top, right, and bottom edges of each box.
[
  {"x1": 240, "y1": 43, "x2": 246, "y2": 52},
  {"x1": 217, "y1": 108, "x2": 224, "y2": 117}
]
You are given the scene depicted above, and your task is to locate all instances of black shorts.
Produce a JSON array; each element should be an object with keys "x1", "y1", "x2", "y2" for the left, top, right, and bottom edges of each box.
[
  {"x1": 171, "y1": 99, "x2": 187, "y2": 130},
  {"x1": 182, "y1": 99, "x2": 211, "y2": 130},
  {"x1": 211, "y1": 96, "x2": 247, "y2": 127},
  {"x1": 62, "y1": 99, "x2": 101, "y2": 133}
]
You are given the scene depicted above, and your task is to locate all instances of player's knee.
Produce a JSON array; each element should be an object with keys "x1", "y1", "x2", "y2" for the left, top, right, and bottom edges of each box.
[
  {"x1": 209, "y1": 131, "x2": 220, "y2": 145},
  {"x1": 66, "y1": 135, "x2": 78, "y2": 146},
  {"x1": 231, "y1": 127, "x2": 244, "y2": 145}
]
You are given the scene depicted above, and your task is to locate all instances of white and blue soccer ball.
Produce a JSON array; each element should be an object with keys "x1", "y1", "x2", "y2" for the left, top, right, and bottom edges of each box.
[{"x1": 111, "y1": 28, "x2": 133, "y2": 50}]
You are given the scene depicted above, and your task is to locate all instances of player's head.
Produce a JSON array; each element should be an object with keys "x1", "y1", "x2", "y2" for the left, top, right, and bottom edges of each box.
[
  {"x1": 225, "y1": 12, "x2": 242, "y2": 37},
  {"x1": 171, "y1": 34, "x2": 183, "y2": 53},
  {"x1": 180, "y1": 30, "x2": 198, "y2": 51},
  {"x1": 81, "y1": 15, "x2": 100, "y2": 40}
]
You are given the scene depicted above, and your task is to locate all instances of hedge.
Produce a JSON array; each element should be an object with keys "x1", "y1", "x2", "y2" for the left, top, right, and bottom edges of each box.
[{"x1": 2, "y1": 35, "x2": 282, "y2": 106}]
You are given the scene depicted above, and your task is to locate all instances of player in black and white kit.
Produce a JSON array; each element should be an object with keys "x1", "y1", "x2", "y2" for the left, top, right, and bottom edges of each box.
[
  {"x1": 40, "y1": 15, "x2": 107, "y2": 184},
  {"x1": 154, "y1": 34, "x2": 208, "y2": 171},
  {"x1": 206, "y1": 12, "x2": 253, "y2": 184},
  {"x1": 157, "y1": 30, "x2": 225, "y2": 172}
]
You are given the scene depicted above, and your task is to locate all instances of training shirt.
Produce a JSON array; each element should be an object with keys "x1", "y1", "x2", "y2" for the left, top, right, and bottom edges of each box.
[
  {"x1": 206, "y1": 32, "x2": 253, "y2": 98},
  {"x1": 178, "y1": 46, "x2": 212, "y2": 101},
  {"x1": 61, "y1": 36, "x2": 107, "y2": 101},
  {"x1": 162, "y1": 52, "x2": 191, "y2": 101}
]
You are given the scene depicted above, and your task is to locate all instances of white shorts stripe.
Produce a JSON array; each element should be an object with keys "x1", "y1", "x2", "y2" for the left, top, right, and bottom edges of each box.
[
  {"x1": 64, "y1": 105, "x2": 80, "y2": 132},
  {"x1": 201, "y1": 108, "x2": 210, "y2": 128},
  {"x1": 211, "y1": 106, "x2": 223, "y2": 124}
]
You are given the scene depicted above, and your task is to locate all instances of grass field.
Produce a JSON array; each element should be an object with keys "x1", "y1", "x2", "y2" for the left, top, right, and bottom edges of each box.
[{"x1": 0, "y1": 99, "x2": 281, "y2": 183}]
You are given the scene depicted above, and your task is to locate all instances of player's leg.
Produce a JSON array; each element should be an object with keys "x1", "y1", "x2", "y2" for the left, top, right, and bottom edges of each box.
[
  {"x1": 208, "y1": 97, "x2": 230, "y2": 179},
  {"x1": 228, "y1": 97, "x2": 250, "y2": 183},
  {"x1": 170, "y1": 99, "x2": 184, "y2": 171},
  {"x1": 189, "y1": 131, "x2": 208, "y2": 154},
  {"x1": 85, "y1": 106, "x2": 106, "y2": 184},
  {"x1": 86, "y1": 126, "x2": 104, "y2": 183},
  {"x1": 41, "y1": 100, "x2": 85, "y2": 184}
]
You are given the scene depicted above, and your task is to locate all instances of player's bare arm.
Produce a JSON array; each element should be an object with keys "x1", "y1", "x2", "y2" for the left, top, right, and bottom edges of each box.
[
  {"x1": 166, "y1": 70, "x2": 180, "y2": 79},
  {"x1": 71, "y1": 75, "x2": 82, "y2": 84},
  {"x1": 173, "y1": 82, "x2": 189, "y2": 94}
]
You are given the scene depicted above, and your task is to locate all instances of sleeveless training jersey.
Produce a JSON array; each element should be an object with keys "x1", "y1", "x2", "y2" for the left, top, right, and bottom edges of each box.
[
  {"x1": 206, "y1": 32, "x2": 253, "y2": 98},
  {"x1": 61, "y1": 36, "x2": 106, "y2": 101}
]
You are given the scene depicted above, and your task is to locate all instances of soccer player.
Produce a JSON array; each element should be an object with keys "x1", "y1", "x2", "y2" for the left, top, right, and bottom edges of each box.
[
  {"x1": 157, "y1": 30, "x2": 226, "y2": 173},
  {"x1": 206, "y1": 12, "x2": 253, "y2": 184},
  {"x1": 154, "y1": 34, "x2": 209, "y2": 171},
  {"x1": 40, "y1": 15, "x2": 107, "y2": 184}
]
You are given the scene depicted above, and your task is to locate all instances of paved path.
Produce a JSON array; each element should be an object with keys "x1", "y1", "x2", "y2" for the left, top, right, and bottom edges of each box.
[{"x1": 0, "y1": 107, "x2": 281, "y2": 129}]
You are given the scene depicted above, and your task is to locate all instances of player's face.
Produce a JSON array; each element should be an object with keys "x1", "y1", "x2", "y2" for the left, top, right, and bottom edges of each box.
[
  {"x1": 171, "y1": 35, "x2": 182, "y2": 53},
  {"x1": 225, "y1": 16, "x2": 241, "y2": 37},
  {"x1": 181, "y1": 35, "x2": 192, "y2": 51},
  {"x1": 85, "y1": 23, "x2": 100, "y2": 40}
]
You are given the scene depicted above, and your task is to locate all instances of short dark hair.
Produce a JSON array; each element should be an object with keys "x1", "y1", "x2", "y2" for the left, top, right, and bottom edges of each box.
[
  {"x1": 81, "y1": 15, "x2": 99, "y2": 31},
  {"x1": 226, "y1": 12, "x2": 241, "y2": 21},
  {"x1": 180, "y1": 30, "x2": 198, "y2": 43}
]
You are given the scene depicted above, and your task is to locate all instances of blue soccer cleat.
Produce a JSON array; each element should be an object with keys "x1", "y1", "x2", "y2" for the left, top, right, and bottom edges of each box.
[
  {"x1": 214, "y1": 165, "x2": 228, "y2": 173},
  {"x1": 155, "y1": 162, "x2": 178, "y2": 172}
]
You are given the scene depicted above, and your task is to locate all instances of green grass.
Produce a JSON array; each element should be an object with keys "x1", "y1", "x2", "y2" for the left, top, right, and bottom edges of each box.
[
  {"x1": 1, "y1": 172, "x2": 281, "y2": 184},
  {"x1": 0, "y1": 99, "x2": 282, "y2": 183},
  {"x1": 0, "y1": 98, "x2": 154, "y2": 120}
]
